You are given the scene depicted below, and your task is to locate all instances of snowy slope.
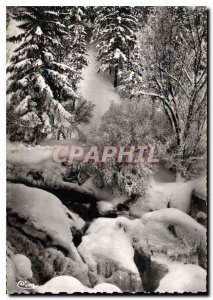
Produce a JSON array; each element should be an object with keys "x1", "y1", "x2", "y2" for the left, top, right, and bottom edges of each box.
[{"x1": 78, "y1": 45, "x2": 121, "y2": 133}]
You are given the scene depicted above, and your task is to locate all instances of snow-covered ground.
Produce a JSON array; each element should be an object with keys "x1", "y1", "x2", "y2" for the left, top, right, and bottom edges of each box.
[{"x1": 78, "y1": 46, "x2": 121, "y2": 133}]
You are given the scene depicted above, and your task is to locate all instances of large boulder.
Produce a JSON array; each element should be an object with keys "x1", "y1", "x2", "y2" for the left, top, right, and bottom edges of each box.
[{"x1": 7, "y1": 183, "x2": 90, "y2": 287}]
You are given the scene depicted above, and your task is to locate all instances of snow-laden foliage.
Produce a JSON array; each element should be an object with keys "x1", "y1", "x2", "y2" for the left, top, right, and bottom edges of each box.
[
  {"x1": 65, "y1": 7, "x2": 89, "y2": 81},
  {"x1": 65, "y1": 156, "x2": 151, "y2": 199},
  {"x1": 92, "y1": 7, "x2": 138, "y2": 87},
  {"x1": 7, "y1": 7, "x2": 94, "y2": 144},
  {"x1": 132, "y1": 7, "x2": 207, "y2": 177}
]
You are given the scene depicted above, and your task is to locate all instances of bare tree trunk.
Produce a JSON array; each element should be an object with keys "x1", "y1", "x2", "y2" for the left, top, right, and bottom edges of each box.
[{"x1": 114, "y1": 66, "x2": 118, "y2": 88}]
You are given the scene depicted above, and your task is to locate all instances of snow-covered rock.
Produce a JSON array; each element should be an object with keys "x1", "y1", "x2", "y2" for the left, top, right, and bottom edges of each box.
[
  {"x1": 191, "y1": 176, "x2": 207, "y2": 200},
  {"x1": 142, "y1": 208, "x2": 206, "y2": 249},
  {"x1": 12, "y1": 254, "x2": 33, "y2": 279},
  {"x1": 7, "y1": 254, "x2": 33, "y2": 294},
  {"x1": 7, "y1": 183, "x2": 82, "y2": 262},
  {"x1": 130, "y1": 180, "x2": 194, "y2": 218},
  {"x1": 78, "y1": 217, "x2": 142, "y2": 292},
  {"x1": 78, "y1": 211, "x2": 206, "y2": 292},
  {"x1": 154, "y1": 257, "x2": 206, "y2": 293},
  {"x1": 141, "y1": 208, "x2": 207, "y2": 269},
  {"x1": 7, "y1": 142, "x2": 96, "y2": 198},
  {"x1": 7, "y1": 183, "x2": 90, "y2": 288},
  {"x1": 79, "y1": 217, "x2": 138, "y2": 273}
]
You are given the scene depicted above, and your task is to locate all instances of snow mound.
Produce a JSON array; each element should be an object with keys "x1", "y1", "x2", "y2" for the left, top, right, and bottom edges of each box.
[
  {"x1": 93, "y1": 283, "x2": 122, "y2": 293},
  {"x1": 36, "y1": 276, "x2": 89, "y2": 294},
  {"x1": 7, "y1": 183, "x2": 82, "y2": 262}
]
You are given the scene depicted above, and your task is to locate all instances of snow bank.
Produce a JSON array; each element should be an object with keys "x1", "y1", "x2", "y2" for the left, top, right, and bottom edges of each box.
[{"x1": 7, "y1": 183, "x2": 82, "y2": 262}]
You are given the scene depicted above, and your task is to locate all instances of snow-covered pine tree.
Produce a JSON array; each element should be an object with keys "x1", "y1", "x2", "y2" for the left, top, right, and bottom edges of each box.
[
  {"x1": 68, "y1": 7, "x2": 89, "y2": 81},
  {"x1": 7, "y1": 7, "x2": 80, "y2": 143},
  {"x1": 117, "y1": 32, "x2": 144, "y2": 99},
  {"x1": 92, "y1": 7, "x2": 138, "y2": 87}
]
